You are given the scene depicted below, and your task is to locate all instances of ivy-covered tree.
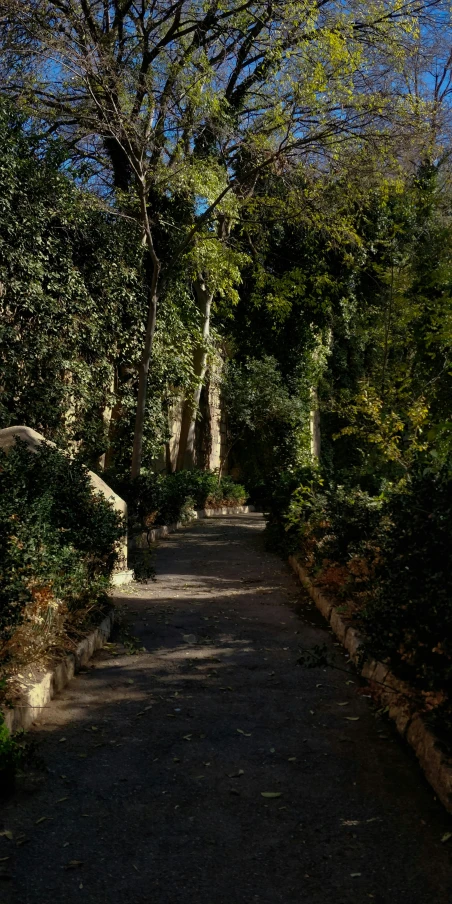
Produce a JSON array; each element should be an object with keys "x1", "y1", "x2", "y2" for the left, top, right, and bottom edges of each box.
[
  {"x1": 0, "y1": 103, "x2": 199, "y2": 467},
  {"x1": 2, "y1": 0, "x2": 436, "y2": 474}
]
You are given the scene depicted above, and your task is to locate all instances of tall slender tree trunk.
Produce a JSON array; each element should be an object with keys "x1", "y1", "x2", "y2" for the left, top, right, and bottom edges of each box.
[
  {"x1": 310, "y1": 386, "x2": 321, "y2": 459},
  {"x1": 176, "y1": 277, "x2": 213, "y2": 471},
  {"x1": 131, "y1": 181, "x2": 161, "y2": 478}
]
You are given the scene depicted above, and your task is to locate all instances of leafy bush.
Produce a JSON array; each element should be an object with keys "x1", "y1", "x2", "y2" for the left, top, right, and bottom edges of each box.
[
  {"x1": 0, "y1": 441, "x2": 124, "y2": 663},
  {"x1": 270, "y1": 457, "x2": 452, "y2": 695},
  {"x1": 0, "y1": 717, "x2": 15, "y2": 780},
  {"x1": 107, "y1": 468, "x2": 248, "y2": 535},
  {"x1": 262, "y1": 466, "x2": 324, "y2": 554},
  {"x1": 360, "y1": 466, "x2": 452, "y2": 692}
]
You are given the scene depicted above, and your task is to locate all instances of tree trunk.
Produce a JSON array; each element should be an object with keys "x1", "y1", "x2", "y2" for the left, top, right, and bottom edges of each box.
[
  {"x1": 131, "y1": 279, "x2": 158, "y2": 478},
  {"x1": 310, "y1": 386, "x2": 321, "y2": 460},
  {"x1": 131, "y1": 181, "x2": 161, "y2": 478},
  {"x1": 176, "y1": 277, "x2": 213, "y2": 471}
]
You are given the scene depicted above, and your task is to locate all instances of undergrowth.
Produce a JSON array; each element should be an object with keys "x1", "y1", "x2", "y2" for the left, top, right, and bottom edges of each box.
[{"x1": 0, "y1": 440, "x2": 124, "y2": 683}]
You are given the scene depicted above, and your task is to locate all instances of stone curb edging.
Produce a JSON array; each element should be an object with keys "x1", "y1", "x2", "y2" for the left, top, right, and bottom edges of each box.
[
  {"x1": 2, "y1": 609, "x2": 116, "y2": 736},
  {"x1": 137, "y1": 504, "x2": 256, "y2": 547},
  {"x1": 111, "y1": 569, "x2": 134, "y2": 587},
  {"x1": 288, "y1": 554, "x2": 452, "y2": 815}
]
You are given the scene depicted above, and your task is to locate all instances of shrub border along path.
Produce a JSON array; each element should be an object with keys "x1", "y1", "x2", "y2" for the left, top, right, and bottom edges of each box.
[
  {"x1": 2, "y1": 506, "x2": 255, "y2": 737},
  {"x1": 288, "y1": 555, "x2": 452, "y2": 815}
]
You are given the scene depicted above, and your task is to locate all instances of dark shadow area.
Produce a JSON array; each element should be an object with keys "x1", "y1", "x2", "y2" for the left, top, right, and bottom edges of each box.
[{"x1": 1, "y1": 515, "x2": 451, "y2": 904}]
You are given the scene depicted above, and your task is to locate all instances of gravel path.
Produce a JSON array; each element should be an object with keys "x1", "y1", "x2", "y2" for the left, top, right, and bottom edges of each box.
[{"x1": 1, "y1": 513, "x2": 452, "y2": 904}]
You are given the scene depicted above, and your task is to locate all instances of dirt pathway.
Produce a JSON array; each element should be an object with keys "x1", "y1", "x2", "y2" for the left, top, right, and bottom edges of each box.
[{"x1": 1, "y1": 513, "x2": 452, "y2": 904}]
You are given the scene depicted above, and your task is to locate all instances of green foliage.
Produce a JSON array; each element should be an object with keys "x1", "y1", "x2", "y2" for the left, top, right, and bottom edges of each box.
[
  {"x1": 0, "y1": 712, "x2": 18, "y2": 775},
  {"x1": 0, "y1": 441, "x2": 123, "y2": 657},
  {"x1": 0, "y1": 102, "x2": 145, "y2": 461},
  {"x1": 109, "y1": 469, "x2": 247, "y2": 536},
  {"x1": 273, "y1": 460, "x2": 452, "y2": 693},
  {"x1": 360, "y1": 464, "x2": 452, "y2": 692},
  {"x1": 221, "y1": 356, "x2": 308, "y2": 484},
  {"x1": 0, "y1": 102, "x2": 201, "y2": 471}
]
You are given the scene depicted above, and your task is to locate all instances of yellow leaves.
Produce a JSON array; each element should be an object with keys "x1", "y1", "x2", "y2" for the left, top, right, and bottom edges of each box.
[
  {"x1": 333, "y1": 380, "x2": 431, "y2": 470},
  {"x1": 188, "y1": 236, "x2": 250, "y2": 304}
]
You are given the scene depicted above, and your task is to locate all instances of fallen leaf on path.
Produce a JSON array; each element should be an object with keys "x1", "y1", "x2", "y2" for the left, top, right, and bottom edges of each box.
[
  {"x1": 441, "y1": 832, "x2": 452, "y2": 843},
  {"x1": 59, "y1": 737, "x2": 66, "y2": 743},
  {"x1": 261, "y1": 792, "x2": 282, "y2": 798},
  {"x1": 337, "y1": 702, "x2": 349, "y2": 707},
  {"x1": 350, "y1": 873, "x2": 362, "y2": 877},
  {"x1": 344, "y1": 717, "x2": 360, "y2": 721},
  {"x1": 35, "y1": 817, "x2": 47, "y2": 825},
  {"x1": 65, "y1": 860, "x2": 83, "y2": 869},
  {"x1": 342, "y1": 820, "x2": 360, "y2": 826},
  {"x1": 135, "y1": 705, "x2": 153, "y2": 717},
  {"x1": 346, "y1": 681, "x2": 355, "y2": 685},
  {"x1": 236, "y1": 729, "x2": 251, "y2": 736},
  {"x1": 78, "y1": 753, "x2": 87, "y2": 758},
  {"x1": 0, "y1": 858, "x2": 10, "y2": 863},
  {"x1": 288, "y1": 757, "x2": 297, "y2": 762},
  {"x1": 183, "y1": 734, "x2": 192, "y2": 740},
  {"x1": 0, "y1": 831, "x2": 13, "y2": 841},
  {"x1": 56, "y1": 797, "x2": 69, "y2": 803},
  {"x1": 228, "y1": 769, "x2": 244, "y2": 778}
]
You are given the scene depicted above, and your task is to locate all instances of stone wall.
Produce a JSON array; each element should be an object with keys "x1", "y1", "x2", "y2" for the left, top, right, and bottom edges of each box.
[{"x1": 155, "y1": 366, "x2": 229, "y2": 474}]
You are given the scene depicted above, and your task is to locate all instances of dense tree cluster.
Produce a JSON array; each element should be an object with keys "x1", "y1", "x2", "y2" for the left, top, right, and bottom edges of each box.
[{"x1": 2, "y1": 0, "x2": 452, "y2": 708}]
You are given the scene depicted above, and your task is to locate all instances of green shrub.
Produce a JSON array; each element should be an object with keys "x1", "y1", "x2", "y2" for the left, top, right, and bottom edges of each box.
[
  {"x1": 360, "y1": 466, "x2": 452, "y2": 692},
  {"x1": 107, "y1": 468, "x2": 248, "y2": 535},
  {"x1": 262, "y1": 466, "x2": 323, "y2": 554},
  {"x1": 0, "y1": 713, "x2": 18, "y2": 774},
  {"x1": 0, "y1": 441, "x2": 124, "y2": 659},
  {"x1": 268, "y1": 457, "x2": 452, "y2": 695}
]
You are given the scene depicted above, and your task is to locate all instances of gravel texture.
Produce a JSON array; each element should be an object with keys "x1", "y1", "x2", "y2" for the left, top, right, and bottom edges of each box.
[{"x1": 1, "y1": 513, "x2": 451, "y2": 903}]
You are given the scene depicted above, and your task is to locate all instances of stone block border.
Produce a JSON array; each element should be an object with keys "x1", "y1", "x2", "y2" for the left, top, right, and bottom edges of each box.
[
  {"x1": 2, "y1": 609, "x2": 116, "y2": 736},
  {"x1": 289, "y1": 555, "x2": 452, "y2": 814},
  {"x1": 137, "y1": 504, "x2": 256, "y2": 547}
]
